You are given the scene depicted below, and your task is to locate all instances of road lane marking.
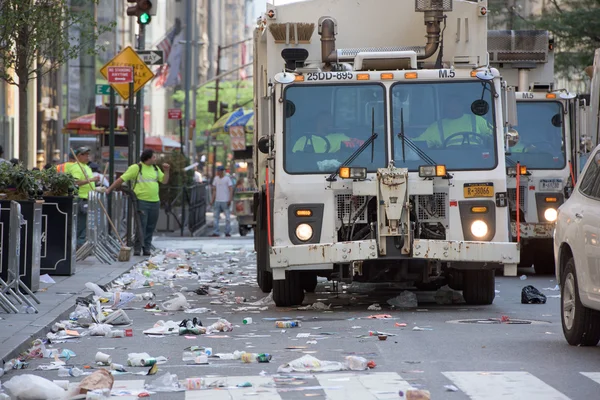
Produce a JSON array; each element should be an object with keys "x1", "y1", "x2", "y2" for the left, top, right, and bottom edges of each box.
[
  {"x1": 357, "y1": 372, "x2": 415, "y2": 399},
  {"x1": 580, "y1": 372, "x2": 600, "y2": 385},
  {"x1": 442, "y1": 371, "x2": 570, "y2": 400},
  {"x1": 314, "y1": 372, "x2": 412, "y2": 400},
  {"x1": 185, "y1": 376, "x2": 281, "y2": 400},
  {"x1": 111, "y1": 379, "x2": 145, "y2": 400}
]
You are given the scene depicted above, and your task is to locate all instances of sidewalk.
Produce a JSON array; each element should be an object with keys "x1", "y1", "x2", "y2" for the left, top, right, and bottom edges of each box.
[{"x1": 0, "y1": 255, "x2": 142, "y2": 366}]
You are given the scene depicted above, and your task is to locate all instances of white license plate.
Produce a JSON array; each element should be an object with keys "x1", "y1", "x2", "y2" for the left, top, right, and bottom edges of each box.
[{"x1": 539, "y1": 179, "x2": 562, "y2": 191}]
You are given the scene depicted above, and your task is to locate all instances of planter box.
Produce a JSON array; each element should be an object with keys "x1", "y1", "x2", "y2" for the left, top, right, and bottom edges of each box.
[
  {"x1": 0, "y1": 200, "x2": 43, "y2": 292},
  {"x1": 40, "y1": 196, "x2": 78, "y2": 276}
]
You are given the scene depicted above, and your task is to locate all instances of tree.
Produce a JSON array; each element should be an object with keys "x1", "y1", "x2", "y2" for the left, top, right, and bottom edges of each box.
[
  {"x1": 173, "y1": 80, "x2": 253, "y2": 160},
  {"x1": 529, "y1": 0, "x2": 600, "y2": 80},
  {"x1": 0, "y1": 0, "x2": 113, "y2": 167}
]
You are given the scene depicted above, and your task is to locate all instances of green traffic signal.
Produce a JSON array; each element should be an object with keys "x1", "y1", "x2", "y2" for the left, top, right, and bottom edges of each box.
[{"x1": 139, "y1": 12, "x2": 151, "y2": 24}]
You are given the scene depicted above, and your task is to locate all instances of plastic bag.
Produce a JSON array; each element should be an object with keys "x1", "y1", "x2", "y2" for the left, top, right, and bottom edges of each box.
[
  {"x1": 162, "y1": 293, "x2": 190, "y2": 311},
  {"x1": 69, "y1": 305, "x2": 93, "y2": 326},
  {"x1": 434, "y1": 285, "x2": 465, "y2": 305},
  {"x1": 387, "y1": 291, "x2": 418, "y2": 308},
  {"x1": 89, "y1": 323, "x2": 113, "y2": 336},
  {"x1": 344, "y1": 356, "x2": 368, "y2": 371},
  {"x1": 145, "y1": 372, "x2": 185, "y2": 392},
  {"x1": 277, "y1": 355, "x2": 346, "y2": 373},
  {"x1": 3, "y1": 374, "x2": 66, "y2": 400},
  {"x1": 521, "y1": 285, "x2": 547, "y2": 304},
  {"x1": 143, "y1": 320, "x2": 180, "y2": 335}
]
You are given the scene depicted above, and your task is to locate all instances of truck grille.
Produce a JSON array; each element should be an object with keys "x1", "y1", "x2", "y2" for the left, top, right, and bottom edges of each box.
[
  {"x1": 415, "y1": 193, "x2": 447, "y2": 222},
  {"x1": 336, "y1": 194, "x2": 368, "y2": 223},
  {"x1": 508, "y1": 186, "x2": 526, "y2": 211}
]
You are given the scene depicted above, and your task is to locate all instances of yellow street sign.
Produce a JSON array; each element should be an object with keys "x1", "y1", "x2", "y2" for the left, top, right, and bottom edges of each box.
[{"x1": 100, "y1": 46, "x2": 155, "y2": 100}]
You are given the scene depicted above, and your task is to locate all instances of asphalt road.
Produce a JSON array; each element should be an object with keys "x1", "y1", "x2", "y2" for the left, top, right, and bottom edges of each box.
[{"x1": 2, "y1": 235, "x2": 600, "y2": 400}]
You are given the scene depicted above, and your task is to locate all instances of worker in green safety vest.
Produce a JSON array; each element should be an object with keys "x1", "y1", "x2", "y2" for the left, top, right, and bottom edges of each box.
[
  {"x1": 414, "y1": 95, "x2": 492, "y2": 148},
  {"x1": 107, "y1": 149, "x2": 170, "y2": 256},
  {"x1": 292, "y1": 112, "x2": 362, "y2": 153}
]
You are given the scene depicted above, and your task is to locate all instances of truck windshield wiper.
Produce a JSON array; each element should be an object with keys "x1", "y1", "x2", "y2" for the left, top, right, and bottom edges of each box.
[
  {"x1": 327, "y1": 108, "x2": 378, "y2": 182},
  {"x1": 396, "y1": 108, "x2": 436, "y2": 165}
]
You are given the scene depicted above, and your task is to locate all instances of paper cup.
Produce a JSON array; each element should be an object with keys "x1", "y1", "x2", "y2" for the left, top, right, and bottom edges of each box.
[
  {"x1": 95, "y1": 351, "x2": 112, "y2": 365},
  {"x1": 204, "y1": 347, "x2": 212, "y2": 356},
  {"x1": 194, "y1": 354, "x2": 208, "y2": 364}
]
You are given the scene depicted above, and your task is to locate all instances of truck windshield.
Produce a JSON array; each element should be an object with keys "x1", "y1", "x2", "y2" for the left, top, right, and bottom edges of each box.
[
  {"x1": 507, "y1": 101, "x2": 565, "y2": 170},
  {"x1": 391, "y1": 81, "x2": 497, "y2": 171},
  {"x1": 283, "y1": 84, "x2": 387, "y2": 174}
]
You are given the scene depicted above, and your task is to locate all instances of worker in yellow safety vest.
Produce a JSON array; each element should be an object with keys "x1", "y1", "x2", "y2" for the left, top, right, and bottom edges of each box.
[
  {"x1": 107, "y1": 149, "x2": 170, "y2": 256},
  {"x1": 413, "y1": 95, "x2": 492, "y2": 148},
  {"x1": 56, "y1": 153, "x2": 76, "y2": 173}
]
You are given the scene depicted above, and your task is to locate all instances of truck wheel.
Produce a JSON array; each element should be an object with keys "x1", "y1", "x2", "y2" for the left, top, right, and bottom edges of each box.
[
  {"x1": 273, "y1": 271, "x2": 305, "y2": 307},
  {"x1": 561, "y1": 257, "x2": 600, "y2": 346},
  {"x1": 462, "y1": 270, "x2": 495, "y2": 305},
  {"x1": 301, "y1": 272, "x2": 318, "y2": 293},
  {"x1": 447, "y1": 269, "x2": 463, "y2": 291},
  {"x1": 533, "y1": 245, "x2": 555, "y2": 275}
]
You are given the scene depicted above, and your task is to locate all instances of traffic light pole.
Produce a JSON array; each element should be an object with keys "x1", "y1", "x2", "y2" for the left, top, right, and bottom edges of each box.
[
  {"x1": 108, "y1": 87, "x2": 116, "y2": 216},
  {"x1": 211, "y1": 45, "x2": 222, "y2": 182},
  {"x1": 127, "y1": 81, "x2": 135, "y2": 247},
  {"x1": 136, "y1": 24, "x2": 145, "y2": 159}
]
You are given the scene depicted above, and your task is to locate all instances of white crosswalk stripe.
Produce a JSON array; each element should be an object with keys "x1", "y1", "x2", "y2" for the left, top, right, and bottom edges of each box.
[
  {"x1": 108, "y1": 371, "x2": 600, "y2": 399},
  {"x1": 314, "y1": 372, "x2": 413, "y2": 399},
  {"x1": 581, "y1": 372, "x2": 600, "y2": 385},
  {"x1": 442, "y1": 371, "x2": 570, "y2": 400}
]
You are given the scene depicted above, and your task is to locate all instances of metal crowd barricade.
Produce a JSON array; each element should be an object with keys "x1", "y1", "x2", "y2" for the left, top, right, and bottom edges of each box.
[
  {"x1": 188, "y1": 183, "x2": 207, "y2": 233},
  {"x1": 76, "y1": 192, "x2": 117, "y2": 264},
  {"x1": 0, "y1": 201, "x2": 40, "y2": 313}
]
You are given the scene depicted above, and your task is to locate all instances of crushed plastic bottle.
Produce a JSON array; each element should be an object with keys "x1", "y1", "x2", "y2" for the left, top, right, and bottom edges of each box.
[{"x1": 57, "y1": 367, "x2": 83, "y2": 377}]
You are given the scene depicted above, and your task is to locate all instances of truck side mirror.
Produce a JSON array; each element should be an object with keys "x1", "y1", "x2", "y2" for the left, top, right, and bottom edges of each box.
[
  {"x1": 505, "y1": 128, "x2": 520, "y2": 148},
  {"x1": 258, "y1": 136, "x2": 271, "y2": 154},
  {"x1": 505, "y1": 86, "x2": 518, "y2": 128}
]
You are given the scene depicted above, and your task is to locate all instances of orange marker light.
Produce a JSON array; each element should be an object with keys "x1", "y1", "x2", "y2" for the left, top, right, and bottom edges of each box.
[
  {"x1": 405, "y1": 72, "x2": 418, "y2": 79},
  {"x1": 357, "y1": 74, "x2": 370, "y2": 80}
]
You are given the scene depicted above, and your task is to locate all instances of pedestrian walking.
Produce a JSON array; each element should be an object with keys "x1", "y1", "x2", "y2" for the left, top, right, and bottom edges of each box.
[
  {"x1": 107, "y1": 149, "x2": 170, "y2": 256},
  {"x1": 210, "y1": 165, "x2": 233, "y2": 237},
  {"x1": 67, "y1": 147, "x2": 99, "y2": 248}
]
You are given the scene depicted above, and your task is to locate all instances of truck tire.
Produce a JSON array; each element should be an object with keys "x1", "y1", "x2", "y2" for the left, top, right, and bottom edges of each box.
[
  {"x1": 561, "y1": 257, "x2": 600, "y2": 346},
  {"x1": 256, "y1": 193, "x2": 272, "y2": 293},
  {"x1": 447, "y1": 269, "x2": 463, "y2": 291},
  {"x1": 301, "y1": 272, "x2": 318, "y2": 293},
  {"x1": 462, "y1": 270, "x2": 495, "y2": 305},
  {"x1": 273, "y1": 271, "x2": 305, "y2": 306}
]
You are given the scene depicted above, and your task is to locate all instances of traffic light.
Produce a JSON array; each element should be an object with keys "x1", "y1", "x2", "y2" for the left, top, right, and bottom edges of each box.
[
  {"x1": 219, "y1": 102, "x2": 229, "y2": 118},
  {"x1": 126, "y1": 0, "x2": 152, "y2": 25}
]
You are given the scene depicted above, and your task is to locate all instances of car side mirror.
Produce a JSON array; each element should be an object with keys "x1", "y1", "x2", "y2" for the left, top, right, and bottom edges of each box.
[{"x1": 258, "y1": 136, "x2": 271, "y2": 154}]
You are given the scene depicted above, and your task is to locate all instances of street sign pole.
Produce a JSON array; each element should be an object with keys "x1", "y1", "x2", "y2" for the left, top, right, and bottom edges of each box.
[
  {"x1": 108, "y1": 86, "x2": 116, "y2": 216},
  {"x1": 127, "y1": 80, "x2": 135, "y2": 248},
  {"x1": 179, "y1": 118, "x2": 185, "y2": 237},
  {"x1": 136, "y1": 24, "x2": 146, "y2": 157}
]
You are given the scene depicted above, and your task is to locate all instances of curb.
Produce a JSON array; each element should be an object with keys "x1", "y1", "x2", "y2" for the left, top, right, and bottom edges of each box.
[{"x1": 1, "y1": 258, "x2": 142, "y2": 367}]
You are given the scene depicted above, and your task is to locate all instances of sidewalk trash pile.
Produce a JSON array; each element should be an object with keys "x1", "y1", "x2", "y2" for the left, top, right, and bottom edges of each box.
[{"x1": 277, "y1": 355, "x2": 375, "y2": 373}]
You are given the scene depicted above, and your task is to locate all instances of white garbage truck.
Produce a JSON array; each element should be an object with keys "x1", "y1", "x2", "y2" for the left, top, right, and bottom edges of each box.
[
  {"x1": 253, "y1": 0, "x2": 520, "y2": 307},
  {"x1": 488, "y1": 30, "x2": 588, "y2": 274}
]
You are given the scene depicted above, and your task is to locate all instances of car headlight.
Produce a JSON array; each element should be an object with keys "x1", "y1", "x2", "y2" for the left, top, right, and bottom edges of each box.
[
  {"x1": 295, "y1": 223, "x2": 313, "y2": 242},
  {"x1": 470, "y1": 220, "x2": 488, "y2": 238},
  {"x1": 544, "y1": 208, "x2": 558, "y2": 222}
]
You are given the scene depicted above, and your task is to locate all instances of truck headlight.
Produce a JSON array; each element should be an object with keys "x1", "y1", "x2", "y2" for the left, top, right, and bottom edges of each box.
[
  {"x1": 470, "y1": 220, "x2": 488, "y2": 238},
  {"x1": 544, "y1": 208, "x2": 558, "y2": 222},
  {"x1": 295, "y1": 223, "x2": 313, "y2": 241}
]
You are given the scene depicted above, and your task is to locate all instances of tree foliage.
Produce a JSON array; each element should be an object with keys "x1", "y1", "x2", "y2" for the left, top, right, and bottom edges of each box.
[
  {"x1": 173, "y1": 80, "x2": 253, "y2": 159},
  {"x1": 0, "y1": 0, "x2": 113, "y2": 166},
  {"x1": 529, "y1": 0, "x2": 600, "y2": 80},
  {"x1": 0, "y1": 0, "x2": 112, "y2": 87}
]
